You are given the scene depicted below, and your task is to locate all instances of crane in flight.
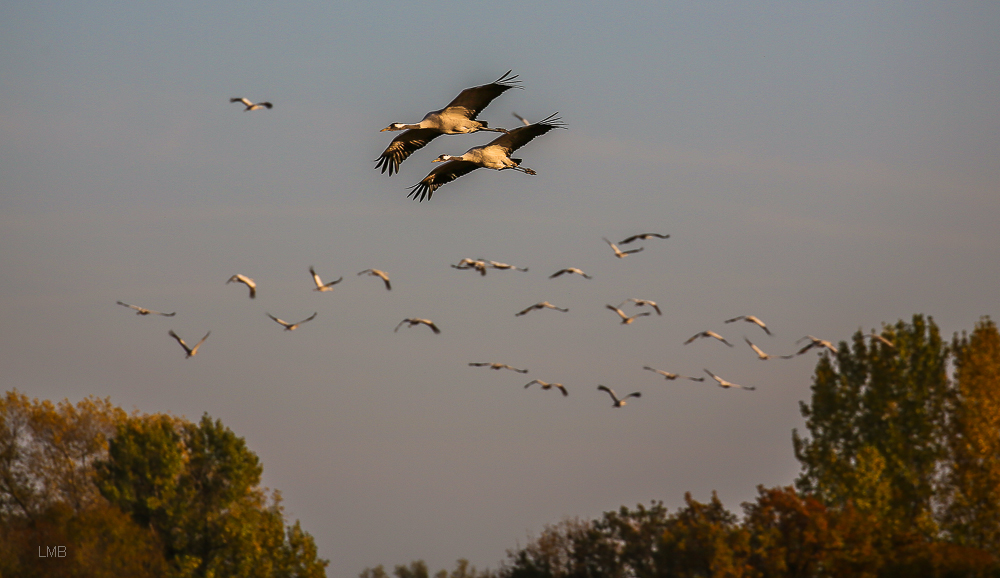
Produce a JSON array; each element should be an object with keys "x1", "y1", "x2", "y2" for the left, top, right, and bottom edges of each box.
[
  {"x1": 515, "y1": 301, "x2": 569, "y2": 317},
  {"x1": 310, "y1": 267, "x2": 343, "y2": 292},
  {"x1": 524, "y1": 380, "x2": 568, "y2": 396},
  {"x1": 549, "y1": 268, "x2": 592, "y2": 279},
  {"x1": 267, "y1": 312, "x2": 318, "y2": 331},
  {"x1": 725, "y1": 315, "x2": 772, "y2": 335},
  {"x1": 605, "y1": 304, "x2": 651, "y2": 325},
  {"x1": 597, "y1": 385, "x2": 641, "y2": 407},
  {"x1": 375, "y1": 71, "x2": 521, "y2": 176},
  {"x1": 619, "y1": 233, "x2": 669, "y2": 245},
  {"x1": 704, "y1": 369, "x2": 756, "y2": 391},
  {"x1": 744, "y1": 337, "x2": 794, "y2": 360},
  {"x1": 395, "y1": 318, "x2": 441, "y2": 334},
  {"x1": 358, "y1": 269, "x2": 391, "y2": 291},
  {"x1": 117, "y1": 301, "x2": 175, "y2": 317},
  {"x1": 226, "y1": 274, "x2": 257, "y2": 299},
  {"x1": 642, "y1": 366, "x2": 705, "y2": 382},
  {"x1": 230, "y1": 97, "x2": 272, "y2": 111},
  {"x1": 684, "y1": 330, "x2": 734, "y2": 347},
  {"x1": 168, "y1": 330, "x2": 210, "y2": 358},
  {"x1": 469, "y1": 362, "x2": 528, "y2": 374}
]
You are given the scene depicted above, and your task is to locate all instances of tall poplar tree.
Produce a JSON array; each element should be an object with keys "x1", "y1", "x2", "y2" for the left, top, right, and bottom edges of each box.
[
  {"x1": 792, "y1": 315, "x2": 950, "y2": 537},
  {"x1": 944, "y1": 317, "x2": 1000, "y2": 553}
]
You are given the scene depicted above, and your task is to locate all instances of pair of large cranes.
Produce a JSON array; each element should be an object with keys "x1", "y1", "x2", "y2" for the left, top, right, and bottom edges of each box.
[{"x1": 374, "y1": 70, "x2": 565, "y2": 201}]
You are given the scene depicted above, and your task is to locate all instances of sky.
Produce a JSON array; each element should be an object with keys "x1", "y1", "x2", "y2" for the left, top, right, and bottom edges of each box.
[{"x1": 2, "y1": 1, "x2": 999, "y2": 576}]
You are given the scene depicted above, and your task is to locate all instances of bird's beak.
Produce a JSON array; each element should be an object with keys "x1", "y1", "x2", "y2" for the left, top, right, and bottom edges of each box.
[{"x1": 380, "y1": 126, "x2": 393, "y2": 132}]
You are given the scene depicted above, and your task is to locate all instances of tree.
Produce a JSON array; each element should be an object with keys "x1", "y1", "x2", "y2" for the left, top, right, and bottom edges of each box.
[
  {"x1": 97, "y1": 412, "x2": 328, "y2": 578},
  {"x1": 792, "y1": 315, "x2": 950, "y2": 537},
  {"x1": 944, "y1": 316, "x2": 1000, "y2": 553}
]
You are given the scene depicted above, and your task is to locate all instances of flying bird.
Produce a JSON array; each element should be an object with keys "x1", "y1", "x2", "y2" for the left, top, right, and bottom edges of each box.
[
  {"x1": 116, "y1": 301, "x2": 175, "y2": 317},
  {"x1": 619, "y1": 233, "x2": 670, "y2": 245},
  {"x1": 619, "y1": 298, "x2": 662, "y2": 316},
  {"x1": 549, "y1": 268, "x2": 592, "y2": 280},
  {"x1": 684, "y1": 330, "x2": 734, "y2": 347},
  {"x1": 597, "y1": 385, "x2": 641, "y2": 407},
  {"x1": 524, "y1": 379, "x2": 568, "y2": 396},
  {"x1": 310, "y1": 267, "x2": 343, "y2": 292},
  {"x1": 724, "y1": 315, "x2": 772, "y2": 335},
  {"x1": 407, "y1": 113, "x2": 566, "y2": 202},
  {"x1": 357, "y1": 269, "x2": 391, "y2": 291},
  {"x1": 394, "y1": 318, "x2": 441, "y2": 334},
  {"x1": 168, "y1": 330, "x2": 210, "y2": 358},
  {"x1": 515, "y1": 301, "x2": 569, "y2": 317},
  {"x1": 864, "y1": 331, "x2": 896, "y2": 349},
  {"x1": 642, "y1": 366, "x2": 705, "y2": 382},
  {"x1": 606, "y1": 304, "x2": 651, "y2": 325},
  {"x1": 230, "y1": 97, "x2": 272, "y2": 111},
  {"x1": 451, "y1": 258, "x2": 488, "y2": 276},
  {"x1": 375, "y1": 71, "x2": 521, "y2": 176},
  {"x1": 744, "y1": 337, "x2": 794, "y2": 360},
  {"x1": 266, "y1": 312, "x2": 318, "y2": 331},
  {"x1": 603, "y1": 237, "x2": 644, "y2": 259},
  {"x1": 796, "y1": 335, "x2": 838, "y2": 355},
  {"x1": 226, "y1": 274, "x2": 257, "y2": 299},
  {"x1": 469, "y1": 362, "x2": 528, "y2": 374},
  {"x1": 484, "y1": 260, "x2": 528, "y2": 272},
  {"x1": 703, "y1": 369, "x2": 756, "y2": 391}
]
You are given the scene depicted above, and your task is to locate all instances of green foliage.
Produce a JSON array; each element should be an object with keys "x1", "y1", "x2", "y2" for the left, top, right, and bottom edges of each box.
[
  {"x1": 97, "y1": 412, "x2": 328, "y2": 578},
  {"x1": 0, "y1": 391, "x2": 327, "y2": 578},
  {"x1": 793, "y1": 315, "x2": 950, "y2": 535}
]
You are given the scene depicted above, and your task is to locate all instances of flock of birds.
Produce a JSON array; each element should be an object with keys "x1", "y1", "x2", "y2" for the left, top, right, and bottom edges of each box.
[{"x1": 115, "y1": 71, "x2": 901, "y2": 409}]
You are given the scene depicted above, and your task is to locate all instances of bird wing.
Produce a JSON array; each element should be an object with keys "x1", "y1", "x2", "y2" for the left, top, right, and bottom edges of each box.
[
  {"x1": 231, "y1": 98, "x2": 253, "y2": 107},
  {"x1": 606, "y1": 305, "x2": 627, "y2": 319},
  {"x1": 168, "y1": 330, "x2": 190, "y2": 354},
  {"x1": 549, "y1": 269, "x2": 568, "y2": 278},
  {"x1": 267, "y1": 314, "x2": 291, "y2": 328},
  {"x1": 323, "y1": 277, "x2": 344, "y2": 288},
  {"x1": 309, "y1": 267, "x2": 324, "y2": 288},
  {"x1": 486, "y1": 114, "x2": 566, "y2": 155},
  {"x1": 683, "y1": 333, "x2": 702, "y2": 345},
  {"x1": 557, "y1": 385, "x2": 568, "y2": 396},
  {"x1": 423, "y1": 320, "x2": 441, "y2": 334},
  {"x1": 407, "y1": 160, "x2": 480, "y2": 202},
  {"x1": 296, "y1": 312, "x2": 318, "y2": 325},
  {"x1": 190, "y1": 332, "x2": 210, "y2": 354},
  {"x1": 375, "y1": 128, "x2": 443, "y2": 176},
  {"x1": 442, "y1": 70, "x2": 521, "y2": 119}
]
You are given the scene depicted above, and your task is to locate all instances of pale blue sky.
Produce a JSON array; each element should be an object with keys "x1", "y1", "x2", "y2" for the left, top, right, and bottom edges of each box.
[{"x1": 2, "y1": 2, "x2": 998, "y2": 576}]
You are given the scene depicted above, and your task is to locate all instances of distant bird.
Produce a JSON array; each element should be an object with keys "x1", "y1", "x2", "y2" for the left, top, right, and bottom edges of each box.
[
  {"x1": 796, "y1": 335, "x2": 838, "y2": 355},
  {"x1": 512, "y1": 112, "x2": 531, "y2": 126},
  {"x1": 469, "y1": 362, "x2": 528, "y2": 374},
  {"x1": 524, "y1": 379, "x2": 568, "y2": 396},
  {"x1": 310, "y1": 267, "x2": 343, "y2": 292},
  {"x1": 703, "y1": 369, "x2": 756, "y2": 391},
  {"x1": 484, "y1": 260, "x2": 528, "y2": 272},
  {"x1": 597, "y1": 385, "x2": 641, "y2": 407},
  {"x1": 407, "y1": 113, "x2": 566, "y2": 202},
  {"x1": 619, "y1": 233, "x2": 670, "y2": 245},
  {"x1": 168, "y1": 330, "x2": 210, "y2": 358},
  {"x1": 684, "y1": 330, "x2": 734, "y2": 347},
  {"x1": 375, "y1": 71, "x2": 521, "y2": 176},
  {"x1": 394, "y1": 318, "x2": 441, "y2": 334},
  {"x1": 619, "y1": 298, "x2": 662, "y2": 316},
  {"x1": 744, "y1": 337, "x2": 794, "y2": 360},
  {"x1": 226, "y1": 274, "x2": 257, "y2": 299},
  {"x1": 357, "y1": 269, "x2": 391, "y2": 291},
  {"x1": 116, "y1": 301, "x2": 175, "y2": 317},
  {"x1": 549, "y1": 268, "x2": 592, "y2": 280},
  {"x1": 642, "y1": 366, "x2": 705, "y2": 382},
  {"x1": 724, "y1": 315, "x2": 772, "y2": 336},
  {"x1": 515, "y1": 301, "x2": 569, "y2": 317},
  {"x1": 605, "y1": 304, "x2": 651, "y2": 325},
  {"x1": 603, "y1": 237, "x2": 644, "y2": 259},
  {"x1": 230, "y1": 97, "x2": 272, "y2": 112},
  {"x1": 266, "y1": 312, "x2": 318, "y2": 331},
  {"x1": 451, "y1": 258, "x2": 488, "y2": 276},
  {"x1": 864, "y1": 331, "x2": 896, "y2": 349}
]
